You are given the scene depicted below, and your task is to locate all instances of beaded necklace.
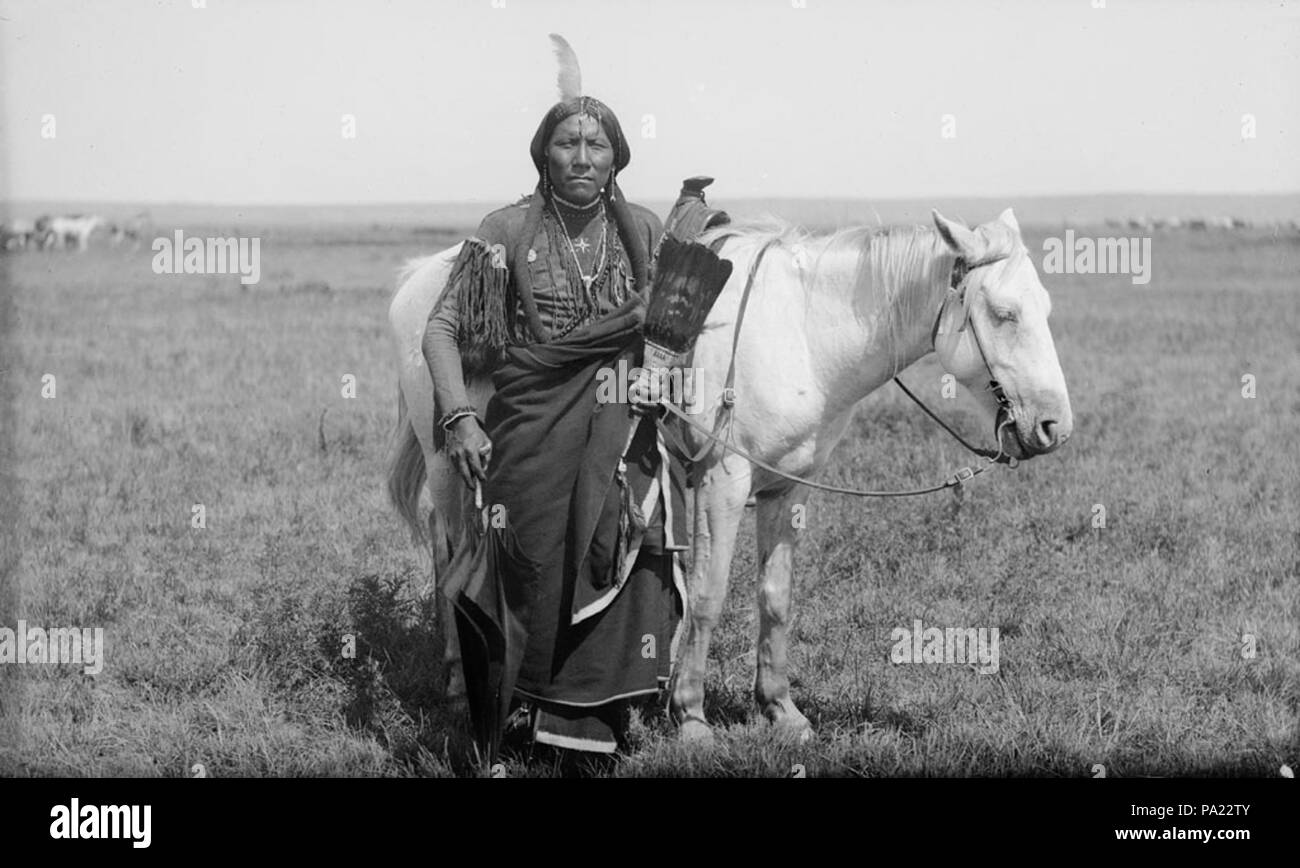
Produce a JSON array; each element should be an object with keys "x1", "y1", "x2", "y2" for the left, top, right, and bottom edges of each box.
[{"x1": 549, "y1": 194, "x2": 608, "y2": 291}]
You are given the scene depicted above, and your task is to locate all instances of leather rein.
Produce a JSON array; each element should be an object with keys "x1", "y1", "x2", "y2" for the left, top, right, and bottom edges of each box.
[{"x1": 655, "y1": 241, "x2": 1018, "y2": 498}]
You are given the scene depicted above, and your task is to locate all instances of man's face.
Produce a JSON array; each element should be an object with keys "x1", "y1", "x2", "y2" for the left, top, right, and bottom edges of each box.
[{"x1": 546, "y1": 113, "x2": 614, "y2": 205}]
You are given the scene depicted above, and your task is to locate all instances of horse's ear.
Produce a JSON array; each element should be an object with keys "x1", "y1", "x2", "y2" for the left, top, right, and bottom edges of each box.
[
  {"x1": 998, "y1": 207, "x2": 1020, "y2": 235},
  {"x1": 932, "y1": 209, "x2": 982, "y2": 258}
]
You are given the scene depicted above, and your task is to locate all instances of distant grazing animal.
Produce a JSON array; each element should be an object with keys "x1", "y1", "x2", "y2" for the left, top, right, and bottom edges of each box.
[
  {"x1": 110, "y1": 212, "x2": 150, "y2": 248},
  {"x1": 1, "y1": 219, "x2": 37, "y2": 251},
  {"x1": 33, "y1": 216, "x2": 55, "y2": 250},
  {"x1": 45, "y1": 215, "x2": 106, "y2": 251}
]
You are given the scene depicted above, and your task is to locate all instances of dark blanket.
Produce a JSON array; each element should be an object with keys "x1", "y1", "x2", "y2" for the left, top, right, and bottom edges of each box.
[{"x1": 447, "y1": 296, "x2": 685, "y2": 756}]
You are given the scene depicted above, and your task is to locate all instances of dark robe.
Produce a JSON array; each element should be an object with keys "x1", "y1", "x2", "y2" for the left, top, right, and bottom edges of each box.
[{"x1": 432, "y1": 199, "x2": 687, "y2": 756}]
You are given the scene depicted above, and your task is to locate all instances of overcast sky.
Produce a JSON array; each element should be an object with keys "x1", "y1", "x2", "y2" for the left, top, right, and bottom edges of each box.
[{"x1": 2, "y1": 0, "x2": 1296, "y2": 205}]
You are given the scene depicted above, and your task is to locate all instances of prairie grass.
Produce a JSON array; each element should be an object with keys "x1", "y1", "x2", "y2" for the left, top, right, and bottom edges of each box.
[{"x1": 1, "y1": 222, "x2": 1296, "y2": 777}]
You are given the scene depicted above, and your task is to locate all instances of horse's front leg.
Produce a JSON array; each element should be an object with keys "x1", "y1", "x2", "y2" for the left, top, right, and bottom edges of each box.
[
  {"x1": 670, "y1": 453, "x2": 752, "y2": 743},
  {"x1": 753, "y1": 483, "x2": 813, "y2": 739}
]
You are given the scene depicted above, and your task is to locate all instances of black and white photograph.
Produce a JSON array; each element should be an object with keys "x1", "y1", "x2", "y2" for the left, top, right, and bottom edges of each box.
[{"x1": 1, "y1": 0, "x2": 1297, "y2": 812}]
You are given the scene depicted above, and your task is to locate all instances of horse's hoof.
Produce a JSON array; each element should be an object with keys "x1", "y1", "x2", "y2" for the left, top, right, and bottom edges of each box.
[
  {"x1": 767, "y1": 707, "x2": 815, "y2": 743},
  {"x1": 678, "y1": 716, "x2": 715, "y2": 746}
]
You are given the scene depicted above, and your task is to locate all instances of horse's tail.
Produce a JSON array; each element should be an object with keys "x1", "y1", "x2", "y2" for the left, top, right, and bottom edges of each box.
[{"x1": 387, "y1": 388, "x2": 428, "y2": 548}]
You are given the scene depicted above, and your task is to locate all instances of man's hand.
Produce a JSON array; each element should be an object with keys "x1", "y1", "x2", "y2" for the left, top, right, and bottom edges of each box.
[
  {"x1": 630, "y1": 366, "x2": 674, "y2": 416},
  {"x1": 447, "y1": 416, "x2": 492, "y2": 489}
]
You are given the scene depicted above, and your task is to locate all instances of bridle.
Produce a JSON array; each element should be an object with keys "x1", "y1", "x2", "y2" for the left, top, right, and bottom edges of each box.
[
  {"x1": 892, "y1": 249, "x2": 1018, "y2": 467},
  {"x1": 652, "y1": 242, "x2": 1021, "y2": 498}
]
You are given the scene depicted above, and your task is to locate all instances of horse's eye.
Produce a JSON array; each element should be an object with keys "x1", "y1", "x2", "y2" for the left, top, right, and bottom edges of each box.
[{"x1": 993, "y1": 308, "x2": 1018, "y2": 323}]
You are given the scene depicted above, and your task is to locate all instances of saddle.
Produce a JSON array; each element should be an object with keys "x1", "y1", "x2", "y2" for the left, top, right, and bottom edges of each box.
[
  {"x1": 663, "y1": 176, "x2": 730, "y2": 245},
  {"x1": 654, "y1": 178, "x2": 735, "y2": 483}
]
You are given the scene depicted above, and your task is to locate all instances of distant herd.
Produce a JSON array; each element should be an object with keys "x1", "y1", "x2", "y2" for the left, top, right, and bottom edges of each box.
[
  {"x1": 1, "y1": 213, "x2": 149, "y2": 252},
  {"x1": 1103, "y1": 215, "x2": 1299, "y2": 232},
  {"x1": 2, "y1": 210, "x2": 1293, "y2": 255}
]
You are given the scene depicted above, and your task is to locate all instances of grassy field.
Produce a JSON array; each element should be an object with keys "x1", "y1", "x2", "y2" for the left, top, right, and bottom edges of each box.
[{"x1": 1, "y1": 218, "x2": 1297, "y2": 777}]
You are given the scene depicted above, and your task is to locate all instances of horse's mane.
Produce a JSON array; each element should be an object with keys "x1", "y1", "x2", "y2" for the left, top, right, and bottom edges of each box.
[
  {"x1": 855, "y1": 226, "x2": 957, "y2": 373},
  {"x1": 700, "y1": 217, "x2": 956, "y2": 373},
  {"x1": 697, "y1": 215, "x2": 812, "y2": 250}
]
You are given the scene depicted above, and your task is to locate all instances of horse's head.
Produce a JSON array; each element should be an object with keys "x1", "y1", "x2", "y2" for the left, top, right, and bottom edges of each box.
[{"x1": 931, "y1": 208, "x2": 1072, "y2": 460}]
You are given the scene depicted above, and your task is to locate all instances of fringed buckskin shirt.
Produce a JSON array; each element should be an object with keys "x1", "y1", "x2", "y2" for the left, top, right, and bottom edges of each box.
[{"x1": 423, "y1": 195, "x2": 663, "y2": 417}]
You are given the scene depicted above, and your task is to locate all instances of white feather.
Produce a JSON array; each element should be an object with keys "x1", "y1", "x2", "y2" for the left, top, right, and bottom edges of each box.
[{"x1": 549, "y1": 33, "x2": 582, "y2": 102}]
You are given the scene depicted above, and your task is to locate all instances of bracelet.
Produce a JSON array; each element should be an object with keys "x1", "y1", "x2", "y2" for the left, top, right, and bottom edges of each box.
[{"x1": 438, "y1": 406, "x2": 480, "y2": 431}]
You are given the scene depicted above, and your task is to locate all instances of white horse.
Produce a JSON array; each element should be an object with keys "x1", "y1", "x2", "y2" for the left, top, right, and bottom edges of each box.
[
  {"x1": 668, "y1": 208, "x2": 1071, "y2": 740},
  {"x1": 45, "y1": 215, "x2": 106, "y2": 251},
  {"x1": 386, "y1": 208, "x2": 1073, "y2": 737}
]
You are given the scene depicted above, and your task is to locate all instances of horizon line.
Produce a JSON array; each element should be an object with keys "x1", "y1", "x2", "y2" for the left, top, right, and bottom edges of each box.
[{"x1": 4, "y1": 190, "x2": 1300, "y2": 209}]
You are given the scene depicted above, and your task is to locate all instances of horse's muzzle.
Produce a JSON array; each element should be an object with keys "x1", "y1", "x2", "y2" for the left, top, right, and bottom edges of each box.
[
  {"x1": 1002, "y1": 408, "x2": 1070, "y2": 459},
  {"x1": 1031, "y1": 417, "x2": 1070, "y2": 454}
]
